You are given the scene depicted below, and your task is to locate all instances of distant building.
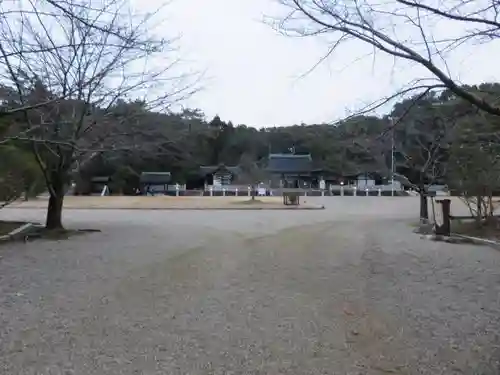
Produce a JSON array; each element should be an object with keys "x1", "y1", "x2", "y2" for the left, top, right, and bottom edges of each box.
[
  {"x1": 343, "y1": 171, "x2": 384, "y2": 188},
  {"x1": 91, "y1": 176, "x2": 111, "y2": 195},
  {"x1": 75, "y1": 176, "x2": 110, "y2": 195},
  {"x1": 266, "y1": 153, "x2": 317, "y2": 188},
  {"x1": 199, "y1": 164, "x2": 241, "y2": 189},
  {"x1": 140, "y1": 172, "x2": 171, "y2": 195}
]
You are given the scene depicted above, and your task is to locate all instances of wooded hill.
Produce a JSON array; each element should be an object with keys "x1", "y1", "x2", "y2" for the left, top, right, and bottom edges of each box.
[
  {"x1": 67, "y1": 83, "x2": 500, "y2": 194},
  {"x1": 2, "y1": 82, "x2": 500, "y2": 196}
]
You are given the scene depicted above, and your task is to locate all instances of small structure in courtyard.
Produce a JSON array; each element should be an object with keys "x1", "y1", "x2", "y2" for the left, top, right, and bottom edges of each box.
[
  {"x1": 343, "y1": 171, "x2": 385, "y2": 188},
  {"x1": 140, "y1": 172, "x2": 171, "y2": 195},
  {"x1": 199, "y1": 164, "x2": 241, "y2": 189},
  {"x1": 266, "y1": 153, "x2": 315, "y2": 205},
  {"x1": 266, "y1": 153, "x2": 314, "y2": 188}
]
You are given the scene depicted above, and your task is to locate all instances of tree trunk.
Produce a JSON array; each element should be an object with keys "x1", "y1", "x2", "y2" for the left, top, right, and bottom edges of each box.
[
  {"x1": 23, "y1": 182, "x2": 35, "y2": 201},
  {"x1": 475, "y1": 194, "x2": 482, "y2": 228},
  {"x1": 419, "y1": 190, "x2": 429, "y2": 222},
  {"x1": 45, "y1": 174, "x2": 65, "y2": 230}
]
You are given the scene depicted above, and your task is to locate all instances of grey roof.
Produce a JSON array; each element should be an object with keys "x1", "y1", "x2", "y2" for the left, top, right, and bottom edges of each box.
[
  {"x1": 342, "y1": 164, "x2": 386, "y2": 177},
  {"x1": 266, "y1": 154, "x2": 313, "y2": 173},
  {"x1": 342, "y1": 171, "x2": 384, "y2": 178},
  {"x1": 200, "y1": 164, "x2": 241, "y2": 176},
  {"x1": 140, "y1": 172, "x2": 171, "y2": 184},
  {"x1": 91, "y1": 176, "x2": 110, "y2": 183}
]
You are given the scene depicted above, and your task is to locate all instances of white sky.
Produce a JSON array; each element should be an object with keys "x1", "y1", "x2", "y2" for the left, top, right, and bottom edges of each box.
[{"x1": 134, "y1": 0, "x2": 500, "y2": 127}]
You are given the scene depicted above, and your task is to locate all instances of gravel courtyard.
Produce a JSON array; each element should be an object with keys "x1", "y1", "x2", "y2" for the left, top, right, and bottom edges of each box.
[{"x1": 1, "y1": 197, "x2": 499, "y2": 374}]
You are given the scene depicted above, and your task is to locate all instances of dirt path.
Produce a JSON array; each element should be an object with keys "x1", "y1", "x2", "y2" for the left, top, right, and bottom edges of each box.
[
  {"x1": 7, "y1": 196, "x2": 322, "y2": 210},
  {"x1": 1, "y1": 218, "x2": 499, "y2": 374}
]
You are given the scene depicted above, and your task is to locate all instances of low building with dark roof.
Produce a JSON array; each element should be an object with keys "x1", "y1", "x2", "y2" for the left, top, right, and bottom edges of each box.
[
  {"x1": 140, "y1": 172, "x2": 171, "y2": 195},
  {"x1": 265, "y1": 153, "x2": 318, "y2": 188},
  {"x1": 266, "y1": 153, "x2": 312, "y2": 173},
  {"x1": 75, "y1": 176, "x2": 110, "y2": 195},
  {"x1": 199, "y1": 164, "x2": 241, "y2": 188}
]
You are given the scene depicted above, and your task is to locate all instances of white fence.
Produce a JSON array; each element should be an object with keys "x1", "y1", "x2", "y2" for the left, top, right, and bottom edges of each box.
[
  {"x1": 125, "y1": 183, "x2": 448, "y2": 197},
  {"x1": 156, "y1": 185, "x2": 409, "y2": 197}
]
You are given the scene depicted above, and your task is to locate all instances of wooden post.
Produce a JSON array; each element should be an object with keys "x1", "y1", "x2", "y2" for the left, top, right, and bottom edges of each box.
[{"x1": 435, "y1": 199, "x2": 451, "y2": 236}]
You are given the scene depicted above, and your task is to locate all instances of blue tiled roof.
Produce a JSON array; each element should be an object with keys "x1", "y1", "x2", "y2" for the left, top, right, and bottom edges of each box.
[{"x1": 266, "y1": 153, "x2": 312, "y2": 173}]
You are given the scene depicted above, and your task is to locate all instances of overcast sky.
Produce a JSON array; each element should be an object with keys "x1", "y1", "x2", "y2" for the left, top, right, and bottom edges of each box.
[{"x1": 135, "y1": 0, "x2": 500, "y2": 128}]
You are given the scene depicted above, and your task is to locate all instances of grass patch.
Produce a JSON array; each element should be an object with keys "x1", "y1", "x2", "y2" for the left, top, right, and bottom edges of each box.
[
  {"x1": 231, "y1": 198, "x2": 287, "y2": 205},
  {"x1": 407, "y1": 221, "x2": 422, "y2": 228},
  {"x1": 235, "y1": 198, "x2": 267, "y2": 205},
  {"x1": 23, "y1": 227, "x2": 101, "y2": 242},
  {"x1": 0, "y1": 221, "x2": 29, "y2": 236},
  {"x1": 451, "y1": 218, "x2": 500, "y2": 240}
]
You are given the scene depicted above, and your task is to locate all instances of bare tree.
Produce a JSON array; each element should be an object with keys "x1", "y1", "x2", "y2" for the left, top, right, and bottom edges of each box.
[
  {"x1": 0, "y1": 0, "x2": 143, "y2": 118},
  {"x1": 274, "y1": 0, "x2": 500, "y2": 115},
  {"x1": 238, "y1": 152, "x2": 267, "y2": 200},
  {"x1": 0, "y1": 0, "x2": 199, "y2": 229},
  {"x1": 448, "y1": 114, "x2": 500, "y2": 226},
  {"x1": 355, "y1": 103, "x2": 453, "y2": 221},
  {"x1": 395, "y1": 119, "x2": 450, "y2": 221}
]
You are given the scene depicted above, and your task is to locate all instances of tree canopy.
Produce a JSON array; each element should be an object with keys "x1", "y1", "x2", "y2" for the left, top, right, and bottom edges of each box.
[{"x1": 46, "y1": 83, "x2": 499, "y2": 192}]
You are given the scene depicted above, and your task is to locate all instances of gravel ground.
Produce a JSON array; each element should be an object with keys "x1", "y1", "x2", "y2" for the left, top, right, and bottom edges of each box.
[{"x1": 0, "y1": 197, "x2": 499, "y2": 374}]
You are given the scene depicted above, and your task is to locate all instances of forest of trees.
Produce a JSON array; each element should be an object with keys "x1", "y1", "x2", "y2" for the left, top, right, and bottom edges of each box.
[
  {"x1": 1, "y1": 0, "x2": 500, "y2": 231},
  {"x1": 64, "y1": 83, "x2": 500, "y2": 193},
  {"x1": 2, "y1": 82, "x2": 500, "y2": 225}
]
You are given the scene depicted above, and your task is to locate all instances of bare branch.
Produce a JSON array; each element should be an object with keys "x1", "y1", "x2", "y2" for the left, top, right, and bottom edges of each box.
[
  {"x1": 275, "y1": 0, "x2": 500, "y2": 116},
  {"x1": 0, "y1": 0, "x2": 200, "y2": 228},
  {"x1": 337, "y1": 82, "x2": 445, "y2": 125}
]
